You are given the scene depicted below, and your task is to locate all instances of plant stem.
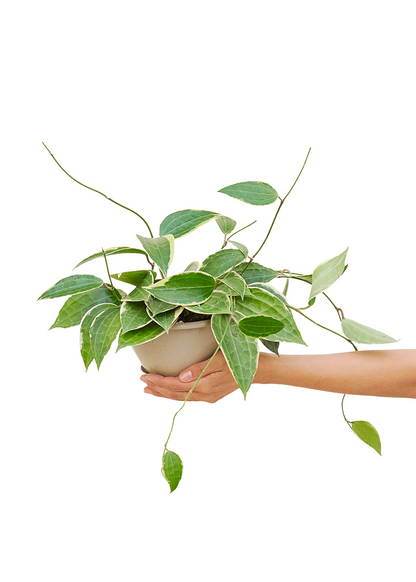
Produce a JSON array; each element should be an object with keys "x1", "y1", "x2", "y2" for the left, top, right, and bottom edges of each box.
[
  {"x1": 341, "y1": 394, "x2": 352, "y2": 426},
  {"x1": 101, "y1": 248, "x2": 122, "y2": 300},
  {"x1": 250, "y1": 148, "x2": 311, "y2": 261},
  {"x1": 164, "y1": 344, "x2": 222, "y2": 451},
  {"x1": 164, "y1": 318, "x2": 231, "y2": 451},
  {"x1": 227, "y1": 220, "x2": 257, "y2": 241},
  {"x1": 287, "y1": 304, "x2": 358, "y2": 351},
  {"x1": 277, "y1": 273, "x2": 345, "y2": 325},
  {"x1": 42, "y1": 142, "x2": 154, "y2": 238},
  {"x1": 101, "y1": 248, "x2": 114, "y2": 289}
]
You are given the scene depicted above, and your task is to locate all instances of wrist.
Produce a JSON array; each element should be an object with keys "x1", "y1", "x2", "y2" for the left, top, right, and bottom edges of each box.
[{"x1": 254, "y1": 351, "x2": 280, "y2": 384}]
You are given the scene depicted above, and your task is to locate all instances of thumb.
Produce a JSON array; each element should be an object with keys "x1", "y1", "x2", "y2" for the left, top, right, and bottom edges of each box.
[{"x1": 179, "y1": 359, "x2": 209, "y2": 383}]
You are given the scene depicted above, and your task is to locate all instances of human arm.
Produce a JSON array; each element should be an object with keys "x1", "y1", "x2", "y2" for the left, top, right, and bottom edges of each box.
[{"x1": 140, "y1": 349, "x2": 416, "y2": 403}]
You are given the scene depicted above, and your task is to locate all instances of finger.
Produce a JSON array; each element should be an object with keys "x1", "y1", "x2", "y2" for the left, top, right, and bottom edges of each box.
[
  {"x1": 143, "y1": 384, "x2": 202, "y2": 401},
  {"x1": 178, "y1": 352, "x2": 226, "y2": 383}
]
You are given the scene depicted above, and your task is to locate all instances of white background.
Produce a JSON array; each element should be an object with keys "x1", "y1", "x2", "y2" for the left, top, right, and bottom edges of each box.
[{"x1": 1, "y1": 1, "x2": 415, "y2": 580}]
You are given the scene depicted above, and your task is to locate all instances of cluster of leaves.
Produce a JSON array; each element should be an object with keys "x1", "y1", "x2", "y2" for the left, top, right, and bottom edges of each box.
[{"x1": 40, "y1": 148, "x2": 397, "y2": 492}]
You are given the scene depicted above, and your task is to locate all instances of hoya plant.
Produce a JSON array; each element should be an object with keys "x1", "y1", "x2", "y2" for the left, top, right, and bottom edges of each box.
[{"x1": 39, "y1": 144, "x2": 398, "y2": 492}]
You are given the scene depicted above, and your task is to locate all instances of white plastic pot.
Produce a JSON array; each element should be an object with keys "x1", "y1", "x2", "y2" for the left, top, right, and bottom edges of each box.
[{"x1": 132, "y1": 319, "x2": 218, "y2": 376}]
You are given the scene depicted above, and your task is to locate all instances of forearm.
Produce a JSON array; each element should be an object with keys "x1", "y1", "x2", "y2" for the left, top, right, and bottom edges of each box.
[{"x1": 254, "y1": 349, "x2": 416, "y2": 399}]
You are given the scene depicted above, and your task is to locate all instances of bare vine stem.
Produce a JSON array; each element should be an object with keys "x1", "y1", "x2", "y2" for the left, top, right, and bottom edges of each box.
[
  {"x1": 42, "y1": 142, "x2": 154, "y2": 238},
  {"x1": 164, "y1": 318, "x2": 231, "y2": 451},
  {"x1": 251, "y1": 147, "x2": 311, "y2": 262},
  {"x1": 287, "y1": 304, "x2": 358, "y2": 351}
]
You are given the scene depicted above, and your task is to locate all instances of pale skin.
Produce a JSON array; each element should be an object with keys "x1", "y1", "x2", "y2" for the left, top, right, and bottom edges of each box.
[{"x1": 140, "y1": 349, "x2": 416, "y2": 403}]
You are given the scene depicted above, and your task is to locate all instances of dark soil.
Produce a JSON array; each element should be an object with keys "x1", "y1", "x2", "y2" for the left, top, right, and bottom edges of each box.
[{"x1": 177, "y1": 309, "x2": 212, "y2": 323}]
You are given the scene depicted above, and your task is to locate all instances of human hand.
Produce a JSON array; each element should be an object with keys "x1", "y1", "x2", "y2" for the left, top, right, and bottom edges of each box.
[{"x1": 140, "y1": 351, "x2": 242, "y2": 403}]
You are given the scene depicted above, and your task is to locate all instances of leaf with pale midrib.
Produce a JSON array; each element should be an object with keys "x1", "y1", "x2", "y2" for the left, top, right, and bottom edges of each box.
[
  {"x1": 211, "y1": 314, "x2": 258, "y2": 399},
  {"x1": 38, "y1": 274, "x2": 103, "y2": 300},
  {"x1": 219, "y1": 181, "x2": 278, "y2": 205},
  {"x1": 90, "y1": 305, "x2": 122, "y2": 369}
]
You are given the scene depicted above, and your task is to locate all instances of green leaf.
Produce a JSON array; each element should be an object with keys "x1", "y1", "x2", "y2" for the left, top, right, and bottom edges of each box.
[
  {"x1": 238, "y1": 315, "x2": 284, "y2": 338},
  {"x1": 159, "y1": 210, "x2": 220, "y2": 238},
  {"x1": 38, "y1": 274, "x2": 103, "y2": 300},
  {"x1": 146, "y1": 294, "x2": 177, "y2": 316},
  {"x1": 351, "y1": 421, "x2": 382, "y2": 455},
  {"x1": 73, "y1": 246, "x2": 147, "y2": 269},
  {"x1": 219, "y1": 181, "x2": 278, "y2": 205},
  {"x1": 289, "y1": 273, "x2": 313, "y2": 284},
  {"x1": 309, "y1": 248, "x2": 349, "y2": 302},
  {"x1": 219, "y1": 271, "x2": 247, "y2": 299},
  {"x1": 90, "y1": 305, "x2": 122, "y2": 369},
  {"x1": 50, "y1": 286, "x2": 121, "y2": 329},
  {"x1": 151, "y1": 306, "x2": 184, "y2": 332},
  {"x1": 117, "y1": 321, "x2": 165, "y2": 351},
  {"x1": 260, "y1": 339, "x2": 280, "y2": 355},
  {"x1": 184, "y1": 261, "x2": 200, "y2": 272},
  {"x1": 187, "y1": 291, "x2": 232, "y2": 315},
  {"x1": 111, "y1": 270, "x2": 155, "y2": 287},
  {"x1": 248, "y1": 282, "x2": 288, "y2": 305},
  {"x1": 120, "y1": 272, "x2": 155, "y2": 303},
  {"x1": 199, "y1": 249, "x2": 246, "y2": 278},
  {"x1": 120, "y1": 301, "x2": 152, "y2": 333},
  {"x1": 161, "y1": 450, "x2": 183, "y2": 493},
  {"x1": 211, "y1": 314, "x2": 259, "y2": 399},
  {"x1": 235, "y1": 262, "x2": 278, "y2": 285},
  {"x1": 341, "y1": 319, "x2": 398, "y2": 344},
  {"x1": 136, "y1": 234, "x2": 174, "y2": 278},
  {"x1": 234, "y1": 288, "x2": 306, "y2": 345},
  {"x1": 228, "y1": 240, "x2": 248, "y2": 257},
  {"x1": 145, "y1": 272, "x2": 216, "y2": 306},
  {"x1": 216, "y1": 215, "x2": 237, "y2": 235},
  {"x1": 80, "y1": 304, "x2": 118, "y2": 371}
]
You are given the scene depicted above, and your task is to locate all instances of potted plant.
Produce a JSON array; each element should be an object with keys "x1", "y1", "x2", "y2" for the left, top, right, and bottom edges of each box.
[{"x1": 39, "y1": 144, "x2": 398, "y2": 492}]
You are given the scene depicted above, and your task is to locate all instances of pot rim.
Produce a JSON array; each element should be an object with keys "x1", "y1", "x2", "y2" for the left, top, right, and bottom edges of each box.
[{"x1": 171, "y1": 319, "x2": 212, "y2": 330}]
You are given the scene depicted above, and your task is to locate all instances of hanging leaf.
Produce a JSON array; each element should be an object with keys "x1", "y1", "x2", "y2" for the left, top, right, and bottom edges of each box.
[
  {"x1": 80, "y1": 303, "x2": 118, "y2": 371},
  {"x1": 73, "y1": 246, "x2": 147, "y2": 269},
  {"x1": 145, "y1": 272, "x2": 216, "y2": 305},
  {"x1": 219, "y1": 181, "x2": 278, "y2": 206},
  {"x1": 112, "y1": 270, "x2": 155, "y2": 287},
  {"x1": 341, "y1": 319, "x2": 398, "y2": 344},
  {"x1": 199, "y1": 249, "x2": 245, "y2": 278},
  {"x1": 161, "y1": 450, "x2": 183, "y2": 493},
  {"x1": 228, "y1": 240, "x2": 248, "y2": 257},
  {"x1": 123, "y1": 286, "x2": 150, "y2": 303},
  {"x1": 136, "y1": 234, "x2": 174, "y2": 278},
  {"x1": 187, "y1": 291, "x2": 232, "y2": 315},
  {"x1": 238, "y1": 315, "x2": 284, "y2": 338},
  {"x1": 260, "y1": 339, "x2": 280, "y2": 355},
  {"x1": 351, "y1": 421, "x2": 382, "y2": 455},
  {"x1": 234, "y1": 262, "x2": 278, "y2": 285},
  {"x1": 50, "y1": 286, "x2": 121, "y2": 329},
  {"x1": 216, "y1": 215, "x2": 237, "y2": 235},
  {"x1": 248, "y1": 282, "x2": 288, "y2": 305},
  {"x1": 234, "y1": 288, "x2": 306, "y2": 346},
  {"x1": 211, "y1": 314, "x2": 259, "y2": 399},
  {"x1": 146, "y1": 294, "x2": 177, "y2": 316},
  {"x1": 309, "y1": 248, "x2": 349, "y2": 302},
  {"x1": 159, "y1": 210, "x2": 220, "y2": 238},
  {"x1": 219, "y1": 271, "x2": 247, "y2": 299},
  {"x1": 90, "y1": 305, "x2": 122, "y2": 369},
  {"x1": 38, "y1": 274, "x2": 103, "y2": 300},
  {"x1": 120, "y1": 301, "x2": 152, "y2": 333},
  {"x1": 151, "y1": 306, "x2": 184, "y2": 333},
  {"x1": 184, "y1": 261, "x2": 200, "y2": 272},
  {"x1": 120, "y1": 271, "x2": 155, "y2": 303},
  {"x1": 117, "y1": 321, "x2": 165, "y2": 351}
]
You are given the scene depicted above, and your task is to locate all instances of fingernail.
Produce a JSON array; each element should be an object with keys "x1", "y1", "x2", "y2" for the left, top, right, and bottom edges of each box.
[
  {"x1": 140, "y1": 375, "x2": 148, "y2": 383},
  {"x1": 179, "y1": 370, "x2": 192, "y2": 381},
  {"x1": 144, "y1": 387, "x2": 152, "y2": 394}
]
